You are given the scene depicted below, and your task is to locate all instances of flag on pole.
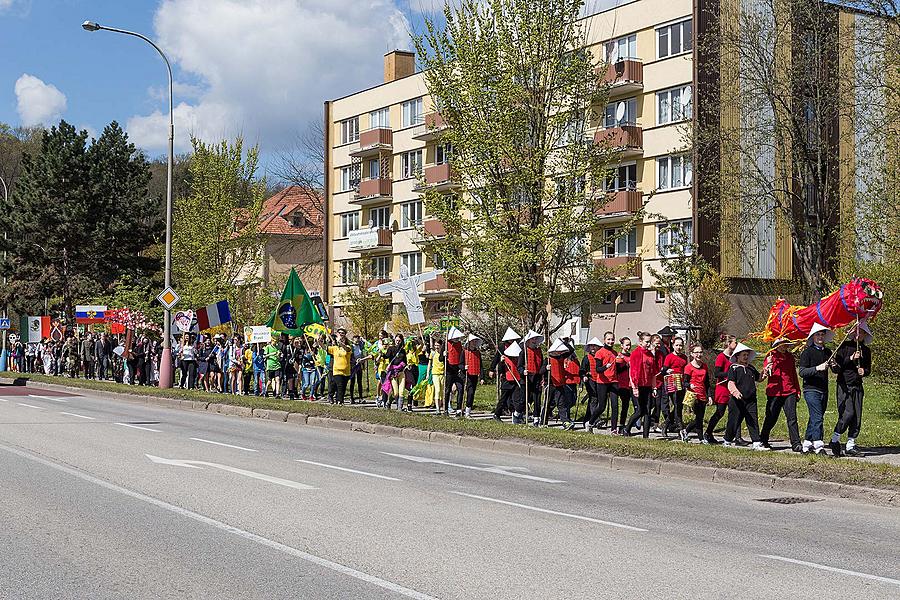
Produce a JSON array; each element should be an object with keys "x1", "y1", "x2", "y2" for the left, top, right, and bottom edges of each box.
[
  {"x1": 195, "y1": 300, "x2": 232, "y2": 331},
  {"x1": 75, "y1": 305, "x2": 107, "y2": 324},
  {"x1": 19, "y1": 315, "x2": 50, "y2": 343},
  {"x1": 266, "y1": 268, "x2": 322, "y2": 335}
]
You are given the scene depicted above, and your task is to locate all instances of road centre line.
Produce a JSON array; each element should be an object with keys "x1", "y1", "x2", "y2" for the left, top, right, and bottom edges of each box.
[
  {"x1": 16, "y1": 403, "x2": 45, "y2": 410},
  {"x1": 0, "y1": 443, "x2": 439, "y2": 600},
  {"x1": 759, "y1": 554, "x2": 900, "y2": 588},
  {"x1": 29, "y1": 394, "x2": 68, "y2": 403},
  {"x1": 189, "y1": 438, "x2": 258, "y2": 452},
  {"x1": 295, "y1": 459, "x2": 401, "y2": 481},
  {"x1": 60, "y1": 412, "x2": 95, "y2": 420},
  {"x1": 0, "y1": 398, "x2": 7, "y2": 402},
  {"x1": 114, "y1": 423, "x2": 161, "y2": 432},
  {"x1": 451, "y1": 492, "x2": 648, "y2": 532}
]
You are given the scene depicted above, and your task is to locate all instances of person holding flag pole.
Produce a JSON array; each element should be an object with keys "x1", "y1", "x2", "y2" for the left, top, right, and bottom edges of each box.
[{"x1": 519, "y1": 330, "x2": 544, "y2": 427}]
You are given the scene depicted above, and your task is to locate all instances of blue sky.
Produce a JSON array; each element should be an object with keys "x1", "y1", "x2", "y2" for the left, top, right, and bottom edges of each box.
[{"x1": 0, "y1": 0, "x2": 440, "y2": 172}]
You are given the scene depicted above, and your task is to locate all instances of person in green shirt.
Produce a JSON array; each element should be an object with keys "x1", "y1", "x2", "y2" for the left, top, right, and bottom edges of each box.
[{"x1": 264, "y1": 338, "x2": 282, "y2": 398}]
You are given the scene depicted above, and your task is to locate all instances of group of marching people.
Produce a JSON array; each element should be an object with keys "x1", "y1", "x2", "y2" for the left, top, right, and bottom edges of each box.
[{"x1": 478, "y1": 320, "x2": 873, "y2": 456}]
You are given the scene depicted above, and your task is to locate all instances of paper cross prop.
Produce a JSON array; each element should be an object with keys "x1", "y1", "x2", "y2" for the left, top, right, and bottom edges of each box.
[{"x1": 368, "y1": 265, "x2": 444, "y2": 325}]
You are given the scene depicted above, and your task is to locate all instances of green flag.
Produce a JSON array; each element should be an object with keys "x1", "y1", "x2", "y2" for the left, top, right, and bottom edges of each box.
[{"x1": 266, "y1": 268, "x2": 322, "y2": 335}]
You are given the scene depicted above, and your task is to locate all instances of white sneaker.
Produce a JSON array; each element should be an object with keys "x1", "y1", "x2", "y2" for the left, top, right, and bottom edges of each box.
[
  {"x1": 801, "y1": 440, "x2": 812, "y2": 454},
  {"x1": 722, "y1": 440, "x2": 736, "y2": 447},
  {"x1": 813, "y1": 440, "x2": 825, "y2": 455},
  {"x1": 752, "y1": 442, "x2": 770, "y2": 451},
  {"x1": 464, "y1": 407, "x2": 471, "y2": 419}
]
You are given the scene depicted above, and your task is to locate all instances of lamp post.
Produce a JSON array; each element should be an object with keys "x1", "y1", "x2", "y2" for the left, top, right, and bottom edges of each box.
[
  {"x1": 0, "y1": 175, "x2": 8, "y2": 372},
  {"x1": 82, "y1": 20, "x2": 175, "y2": 388}
]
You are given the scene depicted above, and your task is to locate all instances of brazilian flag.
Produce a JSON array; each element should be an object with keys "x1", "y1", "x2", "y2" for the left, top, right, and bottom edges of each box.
[{"x1": 266, "y1": 268, "x2": 322, "y2": 335}]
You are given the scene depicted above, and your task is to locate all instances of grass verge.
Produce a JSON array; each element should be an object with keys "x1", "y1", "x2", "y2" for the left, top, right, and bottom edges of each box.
[{"x1": 4, "y1": 371, "x2": 900, "y2": 492}]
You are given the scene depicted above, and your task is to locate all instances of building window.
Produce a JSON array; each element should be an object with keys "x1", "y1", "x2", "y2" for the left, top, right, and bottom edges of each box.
[
  {"x1": 657, "y1": 85, "x2": 693, "y2": 125},
  {"x1": 401, "y1": 201, "x2": 423, "y2": 228},
  {"x1": 292, "y1": 214, "x2": 306, "y2": 228},
  {"x1": 432, "y1": 252, "x2": 448, "y2": 269},
  {"x1": 371, "y1": 256, "x2": 390, "y2": 279},
  {"x1": 369, "y1": 107, "x2": 390, "y2": 129},
  {"x1": 341, "y1": 117, "x2": 359, "y2": 144},
  {"x1": 366, "y1": 158, "x2": 380, "y2": 180},
  {"x1": 402, "y1": 97, "x2": 424, "y2": 127},
  {"x1": 602, "y1": 292, "x2": 614, "y2": 305},
  {"x1": 401, "y1": 150, "x2": 423, "y2": 179},
  {"x1": 604, "y1": 98, "x2": 637, "y2": 128},
  {"x1": 340, "y1": 260, "x2": 359, "y2": 285},
  {"x1": 606, "y1": 163, "x2": 638, "y2": 191},
  {"x1": 340, "y1": 212, "x2": 360, "y2": 237},
  {"x1": 655, "y1": 290, "x2": 666, "y2": 303},
  {"x1": 339, "y1": 165, "x2": 360, "y2": 192},
  {"x1": 435, "y1": 143, "x2": 452, "y2": 165},
  {"x1": 657, "y1": 154, "x2": 693, "y2": 190},
  {"x1": 401, "y1": 252, "x2": 423, "y2": 275},
  {"x1": 657, "y1": 219, "x2": 694, "y2": 257},
  {"x1": 605, "y1": 34, "x2": 637, "y2": 61},
  {"x1": 626, "y1": 289, "x2": 638, "y2": 304},
  {"x1": 369, "y1": 206, "x2": 391, "y2": 229},
  {"x1": 604, "y1": 227, "x2": 637, "y2": 258},
  {"x1": 657, "y1": 19, "x2": 692, "y2": 59}
]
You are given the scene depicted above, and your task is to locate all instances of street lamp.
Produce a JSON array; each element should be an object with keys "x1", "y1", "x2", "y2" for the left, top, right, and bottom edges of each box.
[
  {"x1": 0, "y1": 175, "x2": 7, "y2": 372},
  {"x1": 82, "y1": 20, "x2": 176, "y2": 388}
]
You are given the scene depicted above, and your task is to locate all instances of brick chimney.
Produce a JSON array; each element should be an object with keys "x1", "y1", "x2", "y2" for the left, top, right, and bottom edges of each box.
[{"x1": 384, "y1": 50, "x2": 415, "y2": 83}]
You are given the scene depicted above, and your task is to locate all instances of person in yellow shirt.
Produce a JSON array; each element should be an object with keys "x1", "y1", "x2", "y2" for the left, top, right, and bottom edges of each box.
[
  {"x1": 428, "y1": 334, "x2": 446, "y2": 415},
  {"x1": 327, "y1": 328, "x2": 353, "y2": 405},
  {"x1": 243, "y1": 345, "x2": 253, "y2": 396}
]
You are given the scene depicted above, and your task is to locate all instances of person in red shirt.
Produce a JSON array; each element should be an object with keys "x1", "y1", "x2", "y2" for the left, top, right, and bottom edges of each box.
[
  {"x1": 444, "y1": 328, "x2": 465, "y2": 416},
  {"x1": 498, "y1": 342, "x2": 525, "y2": 424},
  {"x1": 461, "y1": 334, "x2": 485, "y2": 418},
  {"x1": 518, "y1": 330, "x2": 545, "y2": 426},
  {"x1": 661, "y1": 336, "x2": 689, "y2": 436},
  {"x1": 706, "y1": 335, "x2": 737, "y2": 444},
  {"x1": 612, "y1": 337, "x2": 633, "y2": 434},
  {"x1": 586, "y1": 332, "x2": 617, "y2": 433},
  {"x1": 624, "y1": 332, "x2": 661, "y2": 438},
  {"x1": 680, "y1": 344, "x2": 710, "y2": 442},
  {"x1": 759, "y1": 338, "x2": 802, "y2": 451}
]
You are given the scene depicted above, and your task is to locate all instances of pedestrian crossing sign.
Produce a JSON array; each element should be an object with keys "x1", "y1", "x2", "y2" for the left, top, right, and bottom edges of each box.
[{"x1": 157, "y1": 287, "x2": 180, "y2": 310}]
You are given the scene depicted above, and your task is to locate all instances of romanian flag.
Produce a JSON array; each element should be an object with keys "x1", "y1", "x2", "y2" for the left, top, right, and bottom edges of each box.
[
  {"x1": 196, "y1": 300, "x2": 232, "y2": 331},
  {"x1": 19, "y1": 315, "x2": 50, "y2": 343},
  {"x1": 266, "y1": 268, "x2": 322, "y2": 336},
  {"x1": 75, "y1": 305, "x2": 107, "y2": 324}
]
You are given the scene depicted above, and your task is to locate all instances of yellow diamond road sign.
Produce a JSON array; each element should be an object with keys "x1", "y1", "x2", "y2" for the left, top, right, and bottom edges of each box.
[{"x1": 157, "y1": 287, "x2": 180, "y2": 310}]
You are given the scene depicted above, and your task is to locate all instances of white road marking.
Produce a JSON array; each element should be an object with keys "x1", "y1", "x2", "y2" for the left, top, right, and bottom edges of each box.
[
  {"x1": 0, "y1": 444, "x2": 436, "y2": 600},
  {"x1": 0, "y1": 398, "x2": 7, "y2": 402},
  {"x1": 295, "y1": 459, "x2": 401, "y2": 481},
  {"x1": 382, "y1": 452, "x2": 564, "y2": 483},
  {"x1": 60, "y1": 412, "x2": 95, "y2": 420},
  {"x1": 759, "y1": 554, "x2": 900, "y2": 587},
  {"x1": 115, "y1": 423, "x2": 161, "y2": 432},
  {"x1": 451, "y1": 492, "x2": 648, "y2": 532},
  {"x1": 189, "y1": 438, "x2": 258, "y2": 452},
  {"x1": 16, "y1": 403, "x2": 45, "y2": 410},
  {"x1": 146, "y1": 454, "x2": 316, "y2": 491},
  {"x1": 29, "y1": 394, "x2": 68, "y2": 403}
]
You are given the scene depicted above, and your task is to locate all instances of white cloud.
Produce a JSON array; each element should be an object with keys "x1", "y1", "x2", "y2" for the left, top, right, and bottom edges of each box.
[
  {"x1": 14, "y1": 74, "x2": 67, "y2": 126},
  {"x1": 126, "y1": 0, "x2": 411, "y2": 155}
]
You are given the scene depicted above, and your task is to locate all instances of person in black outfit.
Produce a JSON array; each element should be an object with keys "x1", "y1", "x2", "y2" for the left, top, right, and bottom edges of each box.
[
  {"x1": 724, "y1": 343, "x2": 765, "y2": 450},
  {"x1": 830, "y1": 322, "x2": 873, "y2": 456},
  {"x1": 797, "y1": 323, "x2": 833, "y2": 454}
]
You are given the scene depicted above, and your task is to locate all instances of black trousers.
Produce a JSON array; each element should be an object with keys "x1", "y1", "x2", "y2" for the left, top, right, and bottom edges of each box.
[
  {"x1": 705, "y1": 404, "x2": 727, "y2": 437},
  {"x1": 349, "y1": 366, "x2": 364, "y2": 402},
  {"x1": 551, "y1": 385, "x2": 575, "y2": 422},
  {"x1": 582, "y1": 379, "x2": 598, "y2": 424},
  {"x1": 663, "y1": 389, "x2": 685, "y2": 430},
  {"x1": 834, "y1": 385, "x2": 864, "y2": 439},
  {"x1": 332, "y1": 374, "x2": 349, "y2": 405},
  {"x1": 613, "y1": 386, "x2": 630, "y2": 430},
  {"x1": 181, "y1": 360, "x2": 197, "y2": 390},
  {"x1": 498, "y1": 384, "x2": 523, "y2": 416},
  {"x1": 724, "y1": 396, "x2": 760, "y2": 443},
  {"x1": 625, "y1": 387, "x2": 653, "y2": 438},
  {"x1": 524, "y1": 374, "x2": 542, "y2": 419},
  {"x1": 588, "y1": 382, "x2": 613, "y2": 427},
  {"x1": 653, "y1": 387, "x2": 670, "y2": 427},
  {"x1": 685, "y1": 401, "x2": 707, "y2": 437},
  {"x1": 461, "y1": 374, "x2": 478, "y2": 410},
  {"x1": 444, "y1": 364, "x2": 463, "y2": 411},
  {"x1": 760, "y1": 393, "x2": 800, "y2": 447}
]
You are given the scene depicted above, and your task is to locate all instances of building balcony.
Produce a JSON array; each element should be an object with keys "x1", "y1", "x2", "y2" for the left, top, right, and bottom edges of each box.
[
  {"x1": 411, "y1": 112, "x2": 448, "y2": 141},
  {"x1": 599, "y1": 59, "x2": 643, "y2": 98},
  {"x1": 596, "y1": 255, "x2": 642, "y2": 280},
  {"x1": 413, "y1": 218, "x2": 448, "y2": 244},
  {"x1": 349, "y1": 128, "x2": 393, "y2": 158},
  {"x1": 347, "y1": 226, "x2": 392, "y2": 254},
  {"x1": 422, "y1": 274, "x2": 457, "y2": 296},
  {"x1": 594, "y1": 124, "x2": 643, "y2": 158},
  {"x1": 596, "y1": 189, "x2": 643, "y2": 217},
  {"x1": 414, "y1": 162, "x2": 458, "y2": 192},
  {"x1": 352, "y1": 177, "x2": 393, "y2": 205}
]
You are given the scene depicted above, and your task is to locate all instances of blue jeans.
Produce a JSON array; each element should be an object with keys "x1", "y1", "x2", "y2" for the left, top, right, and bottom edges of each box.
[
  {"x1": 302, "y1": 369, "x2": 319, "y2": 396},
  {"x1": 803, "y1": 388, "x2": 828, "y2": 441}
]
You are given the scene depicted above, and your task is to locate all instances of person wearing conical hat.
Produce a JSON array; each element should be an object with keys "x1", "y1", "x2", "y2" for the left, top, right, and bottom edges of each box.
[
  {"x1": 759, "y1": 338, "x2": 802, "y2": 451},
  {"x1": 580, "y1": 336, "x2": 603, "y2": 431},
  {"x1": 798, "y1": 323, "x2": 834, "y2": 454},
  {"x1": 497, "y1": 341, "x2": 525, "y2": 424},
  {"x1": 723, "y1": 342, "x2": 767, "y2": 450},
  {"x1": 519, "y1": 329, "x2": 546, "y2": 426},
  {"x1": 489, "y1": 327, "x2": 521, "y2": 419},
  {"x1": 459, "y1": 334, "x2": 484, "y2": 418},
  {"x1": 830, "y1": 321, "x2": 872, "y2": 457},
  {"x1": 547, "y1": 339, "x2": 577, "y2": 429},
  {"x1": 443, "y1": 327, "x2": 466, "y2": 416}
]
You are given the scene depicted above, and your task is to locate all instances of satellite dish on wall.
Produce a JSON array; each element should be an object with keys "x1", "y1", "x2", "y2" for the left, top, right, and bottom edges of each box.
[
  {"x1": 608, "y1": 45, "x2": 619, "y2": 63},
  {"x1": 685, "y1": 169, "x2": 694, "y2": 185},
  {"x1": 680, "y1": 87, "x2": 692, "y2": 107},
  {"x1": 615, "y1": 102, "x2": 626, "y2": 123}
]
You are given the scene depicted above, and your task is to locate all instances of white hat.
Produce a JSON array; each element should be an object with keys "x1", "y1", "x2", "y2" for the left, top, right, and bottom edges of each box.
[
  {"x1": 523, "y1": 329, "x2": 544, "y2": 347},
  {"x1": 466, "y1": 333, "x2": 481, "y2": 345},
  {"x1": 731, "y1": 342, "x2": 757, "y2": 364},
  {"x1": 447, "y1": 326, "x2": 465, "y2": 341},
  {"x1": 548, "y1": 339, "x2": 569, "y2": 355},
  {"x1": 504, "y1": 341, "x2": 522, "y2": 358},
  {"x1": 807, "y1": 322, "x2": 835, "y2": 343},
  {"x1": 585, "y1": 337, "x2": 602, "y2": 349},
  {"x1": 848, "y1": 320, "x2": 873, "y2": 345},
  {"x1": 501, "y1": 327, "x2": 521, "y2": 342}
]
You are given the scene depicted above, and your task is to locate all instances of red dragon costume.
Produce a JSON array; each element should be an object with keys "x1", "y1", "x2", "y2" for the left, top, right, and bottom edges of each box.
[{"x1": 757, "y1": 277, "x2": 883, "y2": 342}]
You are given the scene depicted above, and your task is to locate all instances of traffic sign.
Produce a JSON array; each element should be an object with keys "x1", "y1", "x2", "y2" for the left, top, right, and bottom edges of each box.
[
  {"x1": 0, "y1": 318, "x2": 9, "y2": 330},
  {"x1": 157, "y1": 287, "x2": 180, "y2": 310}
]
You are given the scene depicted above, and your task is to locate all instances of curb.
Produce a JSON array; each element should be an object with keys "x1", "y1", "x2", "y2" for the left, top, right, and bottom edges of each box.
[{"x1": 7, "y1": 377, "x2": 899, "y2": 508}]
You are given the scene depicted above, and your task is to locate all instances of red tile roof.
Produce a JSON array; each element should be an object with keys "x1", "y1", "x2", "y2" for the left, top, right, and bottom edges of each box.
[{"x1": 258, "y1": 186, "x2": 324, "y2": 236}]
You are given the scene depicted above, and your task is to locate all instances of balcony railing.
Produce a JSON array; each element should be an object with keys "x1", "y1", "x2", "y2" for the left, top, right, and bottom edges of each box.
[
  {"x1": 597, "y1": 189, "x2": 643, "y2": 216},
  {"x1": 598, "y1": 59, "x2": 643, "y2": 97},
  {"x1": 594, "y1": 124, "x2": 643, "y2": 157},
  {"x1": 596, "y1": 255, "x2": 642, "y2": 279},
  {"x1": 414, "y1": 162, "x2": 458, "y2": 193},
  {"x1": 411, "y1": 112, "x2": 448, "y2": 141},
  {"x1": 423, "y1": 219, "x2": 447, "y2": 237},
  {"x1": 349, "y1": 127, "x2": 393, "y2": 158},
  {"x1": 347, "y1": 226, "x2": 392, "y2": 253},
  {"x1": 352, "y1": 177, "x2": 393, "y2": 204}
]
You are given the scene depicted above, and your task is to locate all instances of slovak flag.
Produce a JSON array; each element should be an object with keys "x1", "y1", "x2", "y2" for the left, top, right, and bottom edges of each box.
[{"x1": 196, "y1": 300, "x2": 232, "y2": 331}]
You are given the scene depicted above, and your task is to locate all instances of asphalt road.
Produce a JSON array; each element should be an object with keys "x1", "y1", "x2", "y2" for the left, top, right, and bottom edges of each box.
[{"x1": 1, "y1": 384, "x2": 898, "y2": 599}]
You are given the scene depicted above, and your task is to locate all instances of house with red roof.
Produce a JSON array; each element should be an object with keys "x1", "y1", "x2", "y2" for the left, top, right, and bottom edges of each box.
[{"x1": 255, "y1": 186, "x2": 324, "y2": 293}]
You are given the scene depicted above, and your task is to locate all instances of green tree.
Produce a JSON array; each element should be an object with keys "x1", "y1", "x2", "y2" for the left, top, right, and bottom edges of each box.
[
  {"x1": 414, "y1": 0, "x2": 634, "y2": 336},
  {"x1": 338, "y1": 266, "x2": 390, "y2": 339},
  {"x1": 172, "y1": 136, "x2": 266, "y2": 321}
]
